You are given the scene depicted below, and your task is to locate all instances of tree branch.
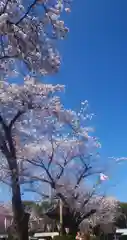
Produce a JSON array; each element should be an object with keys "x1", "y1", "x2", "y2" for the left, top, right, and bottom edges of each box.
[
  {"x1": 26, "y1": 158, "x2": 55, "y2": 188},
  {"x1": 24, "y1": 188, "x2": 50, "y2": 199},
  {"x1": 74, "y1": 164, "x2": 91, "y2": 190},
  {"x1": 0, "y1": 55, "x2": 18, "y2": 60},
  {"x1": 47, "y1": 137, "x2": 55, "y2": 170},
  {"x1": 1, "y1": 0, "x2": 10, "y2": 14},
  {"x1": 21, "y1": 174, "x2": 52, "y2": 185},
  {"x1": 9, "y1": 110, "x2": 24, "y2": 129},
  {"x1": 39, "y1": 158, "x2": 55, "y2": 188},
  {"x1": 55, "y1": 159, "x2": 69, "y2": 180},
  {"x1": 81, "y1": 209, "x2": 96, "y2": 223},
  {"x1": 0, "y1": 114, "x2": 7, "y2": 131},
  {"x1": 15, "y1": 0, "x2": 38, "y2": 25}
]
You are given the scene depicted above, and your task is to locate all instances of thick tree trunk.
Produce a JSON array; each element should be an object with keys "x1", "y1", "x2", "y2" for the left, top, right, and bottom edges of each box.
[
  {"x1": 11, "y1": 157, "x2": 30, "y2": 240},
  {"x1": 8, "y1": 212, "x2": 29, "y2": 240},
  {"x1": 69, "y1": 224, "x2": 79, "y2": 235},
  {"x1": 12, "y1": 181, "x2": 30, "y2": 240},
  {"x1": 16, "y1": 212, "x2": 29, "y2": 240},
  {"x1": 63, "y1": 218, "x2": 79, "y2": 235},
  {"x1": 0, "y1": 116, "x2": 30, "y2": 240},
  {"x1": 12, "y1": 198, "x2": 30, "y2": 240}
]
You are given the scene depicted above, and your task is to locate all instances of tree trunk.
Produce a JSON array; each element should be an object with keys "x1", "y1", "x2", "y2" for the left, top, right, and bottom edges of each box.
[
  {"x1": 0, "y1": 118, "x2": 30, "y2": 240},
  {"x1": 64, "y1": 219, "x2": 79, "y2": 235},
  {"x1": 11, "y1": 162, "x2": 30, "y2": 240},
  {"x1": 12, "y1": 183, "x2": 30, "y2": 240},
  {"x1": 16, "y1": 212, "x2": 29, "y2": 240},
  {"x1": 8, "y1": 212, "x2": 29, "y2": 240},
  {"x1": 69, "y1": 224, "x2": 79, "y2": 235}
]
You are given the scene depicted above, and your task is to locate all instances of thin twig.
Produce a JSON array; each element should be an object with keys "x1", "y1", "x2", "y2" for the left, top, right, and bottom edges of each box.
[
  {"x1": 1, "y1": 0, "x2": 10, "y2": 15},
  {"x1": 15, "y1": 0, "x2": 38, "y2": 25},
  {"x1": 9, "y1": 110, "x2": 24, "y2": 129}
]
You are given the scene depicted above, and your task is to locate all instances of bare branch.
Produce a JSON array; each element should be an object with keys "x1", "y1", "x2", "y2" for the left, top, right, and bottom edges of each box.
[
  {"x1": 9, "y1": 110, "x2": 24, "y2": 129},
  {"x1": 1, "y1": 0, "x2": 10, "y2": 14},
  {"x1": 0, "y1": 55, "x2": 18, "y2": 60},
  {"x1": 81, "y1": 209, "x2": 96, "y2": 222},
  {"x1": 47, "y1": 136, "x2": 55, "y2": 170},
  {"x1": 15, "y1": 0, "x2": 38, "y2": 25},
  {"x1": 24, "y1": 188, "x2": 50, "y2": 200},
  {"x1": 26, "y1": 158, "x2": 55, "y2": 187},
  {"x1": 0, "y1": 114, "x2": 7, "y2": 131},
  {"x1": 75, "y1": 166, "x2": 92, "y2": 189},
  {"x1": 21, "y1": 174, "x2": 52, "y2": 185}
]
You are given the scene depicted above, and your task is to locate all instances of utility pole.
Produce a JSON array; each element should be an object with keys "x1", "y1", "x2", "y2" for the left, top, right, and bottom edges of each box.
[{"x1": 59, "y1": 198, "x2": 63, "y2": 235}]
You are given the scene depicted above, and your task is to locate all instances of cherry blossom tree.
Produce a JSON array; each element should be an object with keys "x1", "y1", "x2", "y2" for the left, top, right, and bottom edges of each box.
[
  {"x1": 81, "y1": 197, "x2": 119, "y2": 234},
  {"x1": 0, "y1": 0, "x2": 71, "y2": 77},
  {"x1": 42, "y1": 182, "x2": 119, "y2": 234},
  {"x1": 13, "y1": 92, "x2": 114, "y2": 234},
  {"x1": 0, "y1": 74, "x2": 117, "y2": 237},
  {"x1": 14, "y1": 95, "x2": 119, "y2": 234},
  {"x1": 0, "y1": 75, "x2": 101, "y2": 237},
  {"x1": 0, "y1": 75, "x2": 102, "y2": 237},
  {"x1": 0, "y1": 76, "x2": 69, "y2": 240},
  {"x1": 19, "y1": 98, "x2": 102, "y2": 200}
]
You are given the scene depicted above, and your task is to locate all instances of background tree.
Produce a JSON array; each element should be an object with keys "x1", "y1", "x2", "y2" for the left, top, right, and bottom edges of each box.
[
  {"x1": 83, "y1": 197, "x2": 119, "y2": 236},
  {"x1": 0, "y1": 0, "x2": 71, "y2": 77},
  {"x1": 23, "y1": 200, "x2": 54, "y2": 217},
  {"x1": 45, "y1": 186, "x2": 119, "y2": 234},
  {"x1": 17, "y1": 98, "x2": 118, "y2": 234},
  {"x1": 115, "y1": 202, "x2": 127, "y2": 228}
]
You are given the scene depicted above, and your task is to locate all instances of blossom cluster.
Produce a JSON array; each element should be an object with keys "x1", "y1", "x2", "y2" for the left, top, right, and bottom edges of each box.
[
  {"x1": 0, "y1": 77, "x2": 101, "y2": 192},
  {"x1": 0, "y1": 0, "x2": 71, "y2": 76}
]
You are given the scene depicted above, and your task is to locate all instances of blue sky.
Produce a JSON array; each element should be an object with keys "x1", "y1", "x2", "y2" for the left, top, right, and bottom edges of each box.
[
  {"x1": 1, "y1": 0, "x2": 127, "y2": 202},
  {"x1": 47, "y1": 0, "x2": 127, "y2": 202}
]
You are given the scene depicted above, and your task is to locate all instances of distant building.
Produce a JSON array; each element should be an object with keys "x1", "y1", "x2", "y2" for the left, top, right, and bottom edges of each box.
[
  {"x1": 116, "y1": 228, "x2": 127, "y2": 236},
  {"x1": 0, "y1": 205, "x2": 12, "y2": 234}
]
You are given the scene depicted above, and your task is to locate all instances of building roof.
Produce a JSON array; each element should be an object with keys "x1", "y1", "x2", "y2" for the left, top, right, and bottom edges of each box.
[{"x1": 116, "y1": 229, "x2": 127, "y2": 235}]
